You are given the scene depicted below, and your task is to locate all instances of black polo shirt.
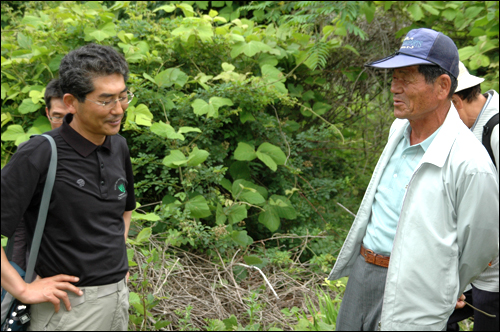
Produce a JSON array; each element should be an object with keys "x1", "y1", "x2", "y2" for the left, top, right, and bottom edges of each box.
[{"x1": 1, "y1": 114, "x2": 135, "y2": 286}]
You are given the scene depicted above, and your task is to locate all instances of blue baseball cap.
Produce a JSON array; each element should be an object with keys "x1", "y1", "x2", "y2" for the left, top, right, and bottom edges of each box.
[{"x1": 365, "y1": 28, "x2": 459, "y2": 79}]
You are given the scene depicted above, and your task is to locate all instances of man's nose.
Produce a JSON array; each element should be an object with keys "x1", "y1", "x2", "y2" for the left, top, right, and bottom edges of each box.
[
  {"x1": 390, "y1": 79, "x2": 402, "y2": 94},
  {"x1": 112, "y1": 101, "x2": 125, "y2": 115}
]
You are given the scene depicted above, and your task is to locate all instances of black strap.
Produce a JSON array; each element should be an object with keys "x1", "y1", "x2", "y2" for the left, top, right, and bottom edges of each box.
[{"x1": 482, "y1": 113, "x2": 499, "y2": 169}]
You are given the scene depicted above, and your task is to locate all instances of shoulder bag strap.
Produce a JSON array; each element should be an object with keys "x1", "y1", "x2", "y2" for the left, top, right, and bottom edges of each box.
[
  {"x1": 24, "y1": 134, "x2": 57, "y2": 283},
  {"x1": 482, "y1": 113, "x2": 499, "y2": 169}
]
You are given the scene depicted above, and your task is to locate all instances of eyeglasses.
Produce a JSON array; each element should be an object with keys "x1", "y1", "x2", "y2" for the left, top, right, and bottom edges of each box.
[
  {"x1": 85, "y1": 91, "x2": 134, "y2": 110},
  {"x1": 48, "y1": 116, "x2": 64, "y2": 123}
]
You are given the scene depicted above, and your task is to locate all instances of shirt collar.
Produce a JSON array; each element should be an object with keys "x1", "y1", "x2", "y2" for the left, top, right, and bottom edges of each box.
[
  {"x1": 402, "y1": 122, "x2": 441, "y2": 153},
  {"x1": 60, "y1": 113, "x2": 112, "y2": 157}
]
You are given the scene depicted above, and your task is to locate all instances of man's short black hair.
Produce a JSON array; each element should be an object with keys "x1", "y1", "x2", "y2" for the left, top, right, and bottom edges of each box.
[
  {"x1": 44, "y1": 78, "x2": 64, "y2": 111},
  {"x1": 455, "y1": 84, "x2": 482, "y2": 103},
  {"x1": 418, "y1": 65, "x2": 458, "y2": 100},
  {"x1": 58, "y1": 43, "x2": 129, "y2": 103}
]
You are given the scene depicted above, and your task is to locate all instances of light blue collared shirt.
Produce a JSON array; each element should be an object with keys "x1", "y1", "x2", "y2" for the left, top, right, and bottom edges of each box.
[{"x1": 363, "y1": 123, "x2": 441, "y2": 256}]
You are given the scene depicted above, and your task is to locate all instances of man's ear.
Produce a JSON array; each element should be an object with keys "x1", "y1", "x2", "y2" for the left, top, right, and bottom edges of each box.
[
  {"x1": 436, "y1": 74, "x2": 451, "y2": 100},
  {"x1": 452, "y1": 94, "x2": 464, "y2": 111},
  {"x1": 45, "y1": 107, "x2": 50, "y2": 118},
  {"x1": 63, "y1": 93, "x2": 77, "y2": 114}
]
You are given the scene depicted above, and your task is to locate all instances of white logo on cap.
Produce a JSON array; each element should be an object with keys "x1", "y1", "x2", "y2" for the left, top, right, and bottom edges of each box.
[{"x1": 77, "y1": 179, "x2": 85, "y2": 187}]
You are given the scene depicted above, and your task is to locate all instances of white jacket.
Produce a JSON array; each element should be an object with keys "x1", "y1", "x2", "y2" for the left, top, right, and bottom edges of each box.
[
  {"x1": 328, "y1": 105, "x2": 499, "y2": 331},
  {"x1": 470, "y1": 89, "x2": 499, "y2": 292}
]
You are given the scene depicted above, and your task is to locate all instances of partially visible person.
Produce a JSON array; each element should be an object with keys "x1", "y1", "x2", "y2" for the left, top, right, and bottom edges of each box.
[
  {"x1": 44, "y1": 78, "x2": 69, "y2": 130},
  {"x1": 446, "y1": 61, "x2": 499, "y2": 331}
]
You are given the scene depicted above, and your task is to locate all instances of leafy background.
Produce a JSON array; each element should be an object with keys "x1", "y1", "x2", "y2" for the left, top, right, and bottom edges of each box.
[{"x1": 1, "y1": 1, "x2": 497, "y2": 330}]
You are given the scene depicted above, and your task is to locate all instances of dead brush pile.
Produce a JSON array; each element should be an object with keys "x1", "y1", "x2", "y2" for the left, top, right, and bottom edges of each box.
[{"x1": 127, "y1": 234, "x2": 338, "y2": 331}]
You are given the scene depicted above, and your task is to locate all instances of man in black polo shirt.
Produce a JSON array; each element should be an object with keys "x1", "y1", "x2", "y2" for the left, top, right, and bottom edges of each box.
[{"x1": 1, "y1": 43, "x2": 136, "y2": 331}]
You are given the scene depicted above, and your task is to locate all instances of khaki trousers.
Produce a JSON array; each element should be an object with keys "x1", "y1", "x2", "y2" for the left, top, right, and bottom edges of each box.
[{"x1": 28, "y1": 278, "x2": 129, "y2": 331}]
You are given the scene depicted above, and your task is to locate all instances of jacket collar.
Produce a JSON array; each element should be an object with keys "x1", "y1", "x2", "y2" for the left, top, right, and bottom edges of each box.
[
  {"x1": 419, "y1": 103, "x2": 461, "y2": 168},
  {"x1": 389, "y1": 103, "x2": 462, "y2": 169}
]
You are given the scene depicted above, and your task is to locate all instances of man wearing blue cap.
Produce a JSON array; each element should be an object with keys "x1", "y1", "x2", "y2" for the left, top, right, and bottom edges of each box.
[{"x1": 327, "y1": 28, "x2": 499, "y2": 330}]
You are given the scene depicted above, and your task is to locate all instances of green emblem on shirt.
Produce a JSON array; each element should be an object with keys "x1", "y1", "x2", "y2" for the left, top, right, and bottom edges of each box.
[{"x1": 118, "y1": 183, "x2": 126, "y2": 193}]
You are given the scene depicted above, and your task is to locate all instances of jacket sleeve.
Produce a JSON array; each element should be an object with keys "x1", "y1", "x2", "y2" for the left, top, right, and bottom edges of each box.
[{"x1": 456, "y1": 170, "x2": 499, "y2": 295}]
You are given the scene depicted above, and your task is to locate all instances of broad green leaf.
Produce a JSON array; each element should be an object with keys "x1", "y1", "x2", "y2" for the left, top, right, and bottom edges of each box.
[
  {"x1": 151, "y1": 121, "x2": 185, "y2": 140},
  {"x1": 220, "y1": 178, "x2": 233, "y2": 192},
  {"x1": 187, "y1": 147, "x2": 209, "y2": 166},
  {"x1": 1, "y1": 125, "x2": 24, "y2": 141},
  {"x1": 239, "y1": 191, "x2": 265, "y2": 205},
  {"x1": 136, "y1": 227, "x2": 152, "y2": 243},
  {"x1": 313, "y1": 101, "x2": 332, "y2": 116},
  {"x1": 256, "y1": 151, "x2": 277, "y2": 171},
  {"x1": 19, "y1": 98, "x2": 41, "y2": 114},
  {"x1": 162, "y1": 150, "x2": 187, "y2": 168},
  {"x1": 231, "y1": 230, "x2": 252, "y2": 246},
  {"x1": 441, "y1": 8, "x2": 457, "y2": 21},
  {"x1": 15, "y1": 134, "x2": 31, "y2": 146},
  {"x1": 31, "y1": 116, "x2": 51, "y2": 134},
  {"x1": 243, "y1": 255, "x2": 263, "y2": 266},
  {"x1": 258, "y1": 204, "x2": 280, "y2": 232},
  {"x1": 458, "y1": 46, "x2": 476, "y2": 61},
  {"x1": 143, "y1": 73, "x2": 155, "y2": 83},
  {"x1": 132, "y1": 211, "x2": 160, "y2": 221},
  {"x1": 421, "y1": 4, "x2": 440, "y2": 16},
  {"x1": 153, "y1": 4, "x2": 176, "y2": 12},
  {"x1": 234, "y1": 142, "x2": 257, "y2": 161},
  {"x1": 468, "y1": 28, "x2": 485, "y2": 37},
  {"x1": 17, "y1": 33, "x2": 32, "y2": 50},
  {"x1": 269, "y1": 195, "x2": 297, "y2": 220},
  {"x1": 257, "y1": 53, "x2": 278, "y2": 67},
  {"x1": 407, "y1": 4, "x2": 424, "y2": 21},
  {"x1": 1, "y1": 112, "x2": 12, "y2": 128},
  {"x1": 362, "y1": 3, "x2": 375, "y2": 23},
  {"x1": 221, "y1": 62, "x2": 235, "y2": 72},
  {"x1": 192, "y1": 99, "x2": 213, "y2": 116},
  {"x1": 261, "y1": 64, "x2": 285, "y2": 82},
  {"x1": 227, "y1": 204, "x2": 247, "y2": 224},
  {"x1": 240, "y1": 110, "x2": 256, "y2": 124},
  {"x1": 216, "y1": 203, "x2": 227, "y2": 225},
  {"x1": 186, "y1": 195, "x2": 211, "y2": 218},
  {"x1": 210, "y1": 97, "x2": 233, "y2": 112},
  {"x1": 231, "y1": 41, "x2": 278, "y2": 58},
  {"x1": 209, "y1": 9, "x2": 218, "y2": 17},
  {"x1": 178, "y1": 127, "x2": 202, "y2": 134},
  {"x1": 191, "y1": 97, "x2": 233, "y2": 118},
  {"x1": 131, "y1": 104, "x2": 154, "y2": 127},
  {"x1": 257, "y1": 142, "x2": 286, "y2": 167},
  {"x1": 155, "y1": 68, "x2": 188, "y2": 88},
  {"x1": 464, "y1": 6, "x2": 483, "y2": 20},
  {"x1": 29, "y1": 90, "x2": 43, "y2": 105},
  {"x1": 232, "y1": 179, "x2": 268, "y2": 200},
  {"x1": 176, "y1": 3, "x2": 194, "y2": 17}
]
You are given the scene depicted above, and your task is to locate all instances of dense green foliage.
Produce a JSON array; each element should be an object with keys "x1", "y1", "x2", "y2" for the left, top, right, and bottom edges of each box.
[{"x1": 1, "y1": 1, "x2": 497, "y2": 330}]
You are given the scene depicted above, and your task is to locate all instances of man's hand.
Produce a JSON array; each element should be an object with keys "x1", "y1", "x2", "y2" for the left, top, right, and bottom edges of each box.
[
  {"x1": 455, "y1": 293, "x2": 466, "y2": 309},
  {"x1": 2, "y1": 246, "x2": 82, "y2": 313},
  {"x1": 18, "y1": 275, "x2": 83, "y2": 313}
]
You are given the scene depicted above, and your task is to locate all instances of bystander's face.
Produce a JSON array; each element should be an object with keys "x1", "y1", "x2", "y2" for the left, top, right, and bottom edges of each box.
[
  {"x1": 67, "y1": 73, "x2": 129, "y2": 145},
  {"x1": 390, "y1": 66, "x2": 440, "y2": 121},
  {"x1": 45, "y1": 98, "x2": 69, "y2": 129}
]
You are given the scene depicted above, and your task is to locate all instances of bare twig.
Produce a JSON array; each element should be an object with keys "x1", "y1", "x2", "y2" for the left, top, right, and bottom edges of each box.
[
  {"x1": 336, "y1": 202, "x2": 357, "y2": 218},
  {"x1": 234, "y1": 263, "x2": 280, "y2": 300}
]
